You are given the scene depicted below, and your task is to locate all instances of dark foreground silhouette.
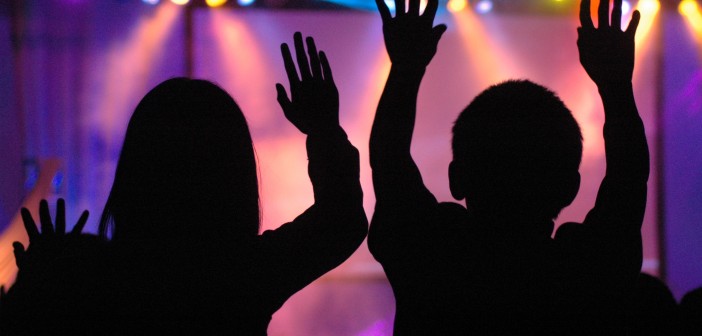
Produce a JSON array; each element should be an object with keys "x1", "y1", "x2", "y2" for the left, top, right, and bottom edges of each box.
[
  {"x1": 368, "y1": 0, "x2": 649, "y2": 334},
  {"x1": 680, "y1": 286, "x2": 702, "y2": 336},
  {"x1": 1, "y1": 33, "x2": 367, "y2": 335},
  {"x1": 626, "y1": 273, "x2": 679, "y2": 335}
]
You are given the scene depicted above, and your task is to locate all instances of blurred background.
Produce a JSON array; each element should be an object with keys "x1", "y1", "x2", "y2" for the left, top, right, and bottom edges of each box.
[{"x1": 0, "y1": 0, "x2": 700, "y2": 334}]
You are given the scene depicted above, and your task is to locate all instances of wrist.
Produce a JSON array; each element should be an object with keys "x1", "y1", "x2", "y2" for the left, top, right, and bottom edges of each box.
[
  {"x1": 597, "y1": 81, "x2": 633, "y2": 95},
  {"x1": 390, "y1": 63, "x2": 427, "y2": 79},
  {"x1": 306, "y1": 125, "x2": 346, "y2": 139}
]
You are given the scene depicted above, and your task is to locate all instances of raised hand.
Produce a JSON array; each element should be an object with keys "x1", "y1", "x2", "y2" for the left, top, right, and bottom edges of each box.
[
  {"x1": 276, "y1": 32, "x2": 339, "y2": 136},
  {"x1": 14, "y1": 199, "x2": 89, "y2": 269},
  {"x1": 578, "y1": 0, "x2": 641, "y2": 87},
  {"x1": 376, "y1": 0, "x2": 446, "y2": 68}
]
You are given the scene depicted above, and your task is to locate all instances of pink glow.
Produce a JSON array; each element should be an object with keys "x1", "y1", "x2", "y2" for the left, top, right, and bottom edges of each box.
[{"x1": 194, "y1": 11, "x2": 661, "y2": 334}]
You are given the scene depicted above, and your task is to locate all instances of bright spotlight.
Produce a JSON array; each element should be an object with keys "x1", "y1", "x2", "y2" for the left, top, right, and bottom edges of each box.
[
  {"x1": 621, "y1": 0, "x2": 631, "y2": 16},
  {"x1": 679, "y1": 0, "x2": 702, "y2": 35},
  {"x1": 447, "y1": 0, "x2": 467, "y2": 12},
  {"x1": 143, "y1": 0, "x2": 160, "y2": 5},
  {"x1": 475, "y1": 0, "x2": 493, "y2": 14},
  {"x1": 637, "y1": 0, "x2": 660, "y2": 15},
  {"x1": 679, "y1": 0, "x2": 700, "y2": 17},
  {"x1": 238, "y1": 0, "x2": 255, "y2": 6},
  {"x1": 171, "y1": 0, "x2": 190, "y2": 5},
  {"x1": 207, "y1": 0, "x2": 228, "y2": 7}
]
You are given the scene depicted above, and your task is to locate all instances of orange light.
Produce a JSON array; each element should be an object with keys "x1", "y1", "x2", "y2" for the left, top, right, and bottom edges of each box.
[{"x1": 447, "y1": 0, "x2": 467, "y2": 13}]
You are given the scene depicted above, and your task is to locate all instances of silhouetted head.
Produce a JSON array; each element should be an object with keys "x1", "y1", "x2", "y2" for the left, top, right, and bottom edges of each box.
[
  {"x1": 450, "y1": 80, "x2": 582, "y2": 223},
  {"x1": 99, "y1": 78, "x2": 259, "y2": 247}
]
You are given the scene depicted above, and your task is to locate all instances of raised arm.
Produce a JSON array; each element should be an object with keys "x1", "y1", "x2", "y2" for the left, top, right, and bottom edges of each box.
[
  {"x1": 276, "y1": 32, "x2": 364, "y2": 219},
  {"x1": 577, "y1": 0, "x2": 649, "y2": 232},
  {"x1": 259, "y1": 33, "x2": 366, "y2": 297},
  {"x1": 369, "y1": 0, "x2": 446, "y2": 224}
]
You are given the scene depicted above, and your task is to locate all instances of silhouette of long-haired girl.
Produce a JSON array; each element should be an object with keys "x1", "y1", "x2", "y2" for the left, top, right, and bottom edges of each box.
[{"x1": 4, "y1": 33, "x2": 366, "y2": 335}]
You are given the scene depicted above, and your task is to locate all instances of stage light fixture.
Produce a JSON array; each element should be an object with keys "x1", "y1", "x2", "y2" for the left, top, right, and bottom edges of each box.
[
  {"x1": 207, "y1": 0, "x2": 228, "y2": 7},
  {"x1": 238, "y1": 0, "x2": 255, "y2": 6},
  {"x1": 447, "y1": 0, "x2": 467, "y2": 12},
  {"x1": 143, "y1": 0, "x2": 160, "y2": 5},
  {"x1": 171, "y1": 0, "x2": 190, "y2": 5},
  {"x1": 475, "y1": 0, "x2": 493, "y2": 14}
]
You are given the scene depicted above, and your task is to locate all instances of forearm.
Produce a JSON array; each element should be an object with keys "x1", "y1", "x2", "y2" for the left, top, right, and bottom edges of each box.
[
  {"x1": 274, "y1": 129, "x2": 365, "y2": 276},
  {"x1": 599, "y1": 82, "x2": 650, "y2": 182},
  {"x1": 307, "y1": 127, "x2": 364, "y2": 210},
  {"x1": 369, "y1": 65, "x2": 426, "y2": 170},
  {"x1": 587, "y1": 82, "x2": 650, "y2": 230}
]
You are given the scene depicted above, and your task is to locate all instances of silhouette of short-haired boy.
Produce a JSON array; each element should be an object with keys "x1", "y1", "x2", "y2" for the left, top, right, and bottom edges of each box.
[{"x1": 368, "y1": 0, "x2": 649, "y2": 333}]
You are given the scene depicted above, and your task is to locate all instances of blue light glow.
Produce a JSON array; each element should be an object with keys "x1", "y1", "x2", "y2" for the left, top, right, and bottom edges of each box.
[{"x1": 385, "y1": 0, "x2": 395, "y2": 12}]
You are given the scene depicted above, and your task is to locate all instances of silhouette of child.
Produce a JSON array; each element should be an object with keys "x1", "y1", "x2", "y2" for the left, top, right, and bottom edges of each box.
[
  {"x1": 2, "y1": 33, "x2": 367, "y2": 335},
  {"x1": 103, "y1": 32, "x2": 366, "y2": 334},
  {"x1": 368, "y1": 0, "x2": 649, "y2": 333}
]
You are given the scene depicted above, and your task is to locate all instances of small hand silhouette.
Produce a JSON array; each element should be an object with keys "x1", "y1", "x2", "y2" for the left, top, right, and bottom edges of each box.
[
  {"x1": 375, "y1": 0, "x2": 446, "y2": 68},
  {"x1": 276, "y1": 32, "x2": 339, "y2": 135},
  {"x1": 578, "y1": 0, "x2": 640, "y2": 87},
  {"x1": 14, "y1": 199, "x2": 89, "y2": 269}
]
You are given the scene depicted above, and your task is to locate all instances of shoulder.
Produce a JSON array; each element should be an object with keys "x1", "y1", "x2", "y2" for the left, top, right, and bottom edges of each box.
[
  {"x1": 369, "y1": 201, "x2": 468, "y2": 262},
  {"x1": 437, "y1": 202, "x2": 469, "y2": 223}
]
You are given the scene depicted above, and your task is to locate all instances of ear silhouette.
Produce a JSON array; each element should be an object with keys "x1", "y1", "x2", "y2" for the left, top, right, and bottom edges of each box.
[{"x1": 449, "y1": 160, "x2": 465, "y2": 200}]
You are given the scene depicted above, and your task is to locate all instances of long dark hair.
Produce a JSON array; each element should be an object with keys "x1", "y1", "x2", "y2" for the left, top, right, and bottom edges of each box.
[{"x1": 99, "y1": 78, "x2": 260, "y2": 247}]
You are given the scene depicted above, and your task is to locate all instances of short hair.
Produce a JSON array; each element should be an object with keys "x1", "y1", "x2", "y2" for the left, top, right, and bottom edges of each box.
[{"x1": 452, "y1": 80, "x2": 582, "y2": 218}]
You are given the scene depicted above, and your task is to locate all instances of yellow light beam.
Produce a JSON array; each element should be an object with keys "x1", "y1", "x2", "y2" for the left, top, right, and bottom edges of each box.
[
  {"x1": 680, "y1": 0, "x2": 702, "y2": 36},
  {"x1": 451, "y1": 7, "x2": 515, "y2": 87},
  {"x1": 630, "y1": 0, "x2": 660, "y2": 80},
  {"x1": 93, "y1": 2, "x2": 182, "y2": 141},
  {"x1": 209, "y1": 10, "x2": 272, "y2": 128}
]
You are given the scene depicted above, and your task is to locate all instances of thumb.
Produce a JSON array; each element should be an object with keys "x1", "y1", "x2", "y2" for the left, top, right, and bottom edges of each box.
[
  {"x1": 13, "y1": 242, "x2": 26, "y2": 268},
  {"x1": 276, "y1": 83, "x2": 292, "y2": 111},
  {"x1": 12, "y1": 241, "x2": 25, "y2": 253},
  {"x1": 432, "y1": 24, "x2": 447, "y2": 42}
]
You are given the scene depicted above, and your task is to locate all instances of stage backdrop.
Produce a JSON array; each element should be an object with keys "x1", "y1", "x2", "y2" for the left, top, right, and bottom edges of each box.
[
  {"x1": 191, "y1": 7, "x2": 661, "y2": 276},
  {"x1": 1, "y1": 2, "x2": 669, "y2": 335}
]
